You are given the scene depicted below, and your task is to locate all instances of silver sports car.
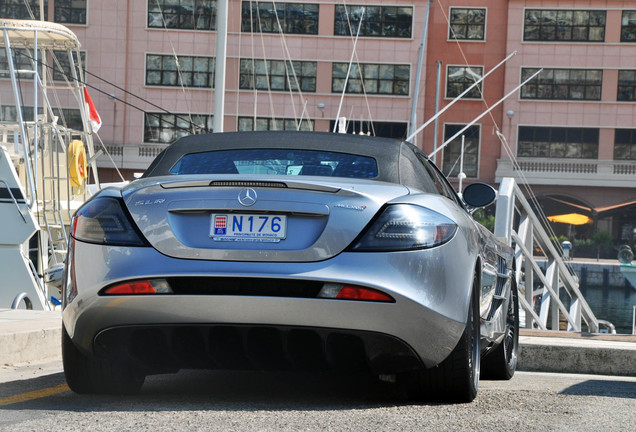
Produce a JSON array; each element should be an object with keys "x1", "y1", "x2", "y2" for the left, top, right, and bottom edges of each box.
[{"x1": 62, "y1": 131, "x2": 518, "y2": 402}]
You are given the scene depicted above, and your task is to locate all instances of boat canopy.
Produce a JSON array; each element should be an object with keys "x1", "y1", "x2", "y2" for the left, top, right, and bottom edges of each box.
[{"x1": 0, "y1": 19, "x2": 80, "y2": 50}]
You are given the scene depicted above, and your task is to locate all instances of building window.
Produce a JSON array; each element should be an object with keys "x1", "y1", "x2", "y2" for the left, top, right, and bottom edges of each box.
[
  {"x1": 146, "y1": 54, "x2": 215, "y2": 88},
  {"x1": 52, "y1": 107, "x2": 83, "y2": 130},
  {"x1": 618, "y1": 70, "x2": 636, "y2": 101},
  {"x1": 442, "y1": 124, "x2": 480, "y2": 178},
  {"x1": 614, "y1": 129, "x2": 636, "y2": 160},
  {"x1": 0, "y1": 0, "x2": 47, "y2": 19},
  {"x1": 446, "y1": 66, "x2": 483, "y2": 99},
  {"x1": 239, "y1": 59, "x2": 316, "y2": 92},
  {"x1": 518, "y1": 127, "x2": 599, "y2": 159},
  {"x1": 334, "y1": 5, "x2": 412, "y2": 38},
  {"x1": 1, "y1": 105, "x2": 82, "y2": 130},
  {"x1": 241, "y1": 1, "x2": 318, "y2": 34},
  {"x1": 521, "y1": 68, "x2": 602, "y2": 100},
  {"x1": 52, "y1": 50, "x2": 85, "y2": 82},
  {"x1": 55, "y1": 0, "x2": 86, "y2": 24},
  {"x1": 144, "y1": 112, "x2": 213, "y2": 144},
  {"x1": 148, "y1": 0, "x2": 217, "y2": 31},
  {"x1": 332, "y1": 63, "x2": 409, "y2": 95},
  {"x1": 238, "y1": 117, "x2": 314, "y2": 132},
  {"x1": 524, "y1": 9, "x2": 605, "y2": 42},
  {"x1": 329, "y1": 120, "x2": 408, "y2": 139},
  {"x1": 621, "y1": 11, "x2": 636, "y2": 42},
  {"x1": 449, "y1": 7, "x2": 485, "y2": 41},
  {"x1": 0, "y1": 48, "x2": 34, "y2": 79}
]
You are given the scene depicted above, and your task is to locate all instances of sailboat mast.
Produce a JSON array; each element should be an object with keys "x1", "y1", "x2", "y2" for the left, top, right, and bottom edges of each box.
[
  {"x1": 213, "y1": 0, "x2": 228, "y2": 133},
  {"x1": 409, "y1": 0, "x2": 431, "y2": 146}
]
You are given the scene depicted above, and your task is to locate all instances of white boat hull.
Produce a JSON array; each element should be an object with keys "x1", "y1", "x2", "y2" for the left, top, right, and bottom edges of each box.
[{"x1": 620, "y1": 264, "x2": 636, "y2": 290}]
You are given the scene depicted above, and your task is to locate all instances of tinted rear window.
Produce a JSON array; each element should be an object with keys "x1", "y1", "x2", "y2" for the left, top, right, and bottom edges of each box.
[{"x1": 169, "y1": 149, "x2": 378, "y2": 178}]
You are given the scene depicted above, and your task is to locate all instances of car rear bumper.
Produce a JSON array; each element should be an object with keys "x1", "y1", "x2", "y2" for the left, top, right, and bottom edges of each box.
[{"x1": 63, "y1": 240, "x2": 475, "y2": 369}]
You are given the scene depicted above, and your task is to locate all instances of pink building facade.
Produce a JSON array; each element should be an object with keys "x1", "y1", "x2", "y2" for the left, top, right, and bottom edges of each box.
[
  {"x1": 498, "y1": 1, "x2": 636, "y2": 201},
  {"x1": 497, "y1": 1, "x2": 636, "y2": 243},
  {"x1": 1, "y1": 0, "x2": 635, "y2": 244},
  {"x1": 0, "y1": 0, "x2": 428, "y2": 181}
]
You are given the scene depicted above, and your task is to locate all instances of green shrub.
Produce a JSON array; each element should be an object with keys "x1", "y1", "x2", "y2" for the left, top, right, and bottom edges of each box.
[
  {"x1": 549, "y1": 235, "x2": 569, "y2": 250},
  {"x1": 473, "y1": 209, "x2": 495, "y2": 232},
  {"x1": 592, "y1": 231, "x2": 612, "y2": 248}
]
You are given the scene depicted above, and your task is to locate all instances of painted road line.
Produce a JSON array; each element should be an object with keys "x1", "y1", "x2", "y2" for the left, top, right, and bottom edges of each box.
[{"x1": 0, "y1": 383, "x2": 70, "y2": 406}]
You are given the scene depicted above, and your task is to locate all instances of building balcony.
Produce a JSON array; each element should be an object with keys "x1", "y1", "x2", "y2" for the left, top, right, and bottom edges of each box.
[
  {"x1": 96, "y1": 144, "x2": 167, "y2": 172},
  {"x1": 495, "y1": 157, "x2": 636, "y2": 188}
]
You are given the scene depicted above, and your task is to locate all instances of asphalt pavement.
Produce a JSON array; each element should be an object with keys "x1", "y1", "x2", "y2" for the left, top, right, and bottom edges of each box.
[{"x1": 1, "y1": 308, "x2": 635, "y2": 376}]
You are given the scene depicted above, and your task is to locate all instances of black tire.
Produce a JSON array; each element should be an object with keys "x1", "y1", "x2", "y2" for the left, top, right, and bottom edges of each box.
[
  {"x1": 62, "y1": 324, "x2": 145, "y2": 394},
  {"x1": 402, "y1": 274, "x2": 480, "y2": 402},
  {"x1": 481, "y1": 280, "x2": 519, "y2": 380}
]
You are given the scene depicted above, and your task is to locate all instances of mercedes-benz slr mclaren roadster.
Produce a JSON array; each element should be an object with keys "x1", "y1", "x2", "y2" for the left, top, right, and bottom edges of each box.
[{"x1": 62, "y1": 131, "x2": 518, "y2": 402}]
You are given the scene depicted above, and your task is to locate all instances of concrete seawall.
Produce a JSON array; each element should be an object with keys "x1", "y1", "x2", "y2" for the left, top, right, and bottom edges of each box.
[{"x1": 537, "y1": 258, "x2": 634, "y2": 288}]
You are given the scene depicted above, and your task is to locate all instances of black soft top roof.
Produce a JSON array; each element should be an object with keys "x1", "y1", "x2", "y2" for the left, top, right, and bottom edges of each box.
[{"x1": 142, "y1": 131, "x2": 424, "y2": 184}]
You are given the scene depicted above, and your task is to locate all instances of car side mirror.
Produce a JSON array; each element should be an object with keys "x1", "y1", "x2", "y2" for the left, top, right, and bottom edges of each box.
[{"x1": 462, "y1": 183, "x2": 497, "y2": 209}]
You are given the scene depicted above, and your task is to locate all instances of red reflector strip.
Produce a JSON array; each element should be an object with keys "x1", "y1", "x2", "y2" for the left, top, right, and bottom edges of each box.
[
  {"x1": 103, "y1": 281, "x2": 156, "y2": 295},
  {"x1": 336, "y1": 286, "x2": 394, "y2": 302}
]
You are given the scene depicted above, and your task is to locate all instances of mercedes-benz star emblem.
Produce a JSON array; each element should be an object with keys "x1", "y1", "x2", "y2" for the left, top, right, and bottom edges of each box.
[{"x1": 238, "y1": 188, "x2": 257, "y2": 207}]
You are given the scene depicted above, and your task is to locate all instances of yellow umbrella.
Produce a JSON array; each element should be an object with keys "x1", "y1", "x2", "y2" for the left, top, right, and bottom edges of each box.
[{"x1": 547, "y1": 213, "x2": 592, "y2": 225}]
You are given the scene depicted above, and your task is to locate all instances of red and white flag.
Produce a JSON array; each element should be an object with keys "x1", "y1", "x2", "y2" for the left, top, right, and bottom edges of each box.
[{"x1": 83, "y1": 87, "x2": 102, "y2": 133}]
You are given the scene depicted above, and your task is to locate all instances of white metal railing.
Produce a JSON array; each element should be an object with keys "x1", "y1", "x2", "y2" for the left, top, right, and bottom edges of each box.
[
  {"x1": 494, "y1": 177, "x2": 603, "y2": 333},
  {"x1": 495, "y1": 158, "x2": 636, "y2": 187}
]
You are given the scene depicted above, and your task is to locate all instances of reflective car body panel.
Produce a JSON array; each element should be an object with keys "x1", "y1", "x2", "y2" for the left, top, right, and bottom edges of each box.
[
  {"x1": 63, "y1": 131, "x2": 513, "y2": 379},
  {"x1": 124, "y1": 177, "x2": 410, "y2": 261}
]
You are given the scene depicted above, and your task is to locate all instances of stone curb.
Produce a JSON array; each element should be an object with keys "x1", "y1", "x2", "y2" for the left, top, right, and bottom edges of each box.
[
  {"x1": 1, "y1": 310, "x2": 635, "y2": 377},
  {"x1": 517, "y1": 334, "x2": 636, "y2": 376},
  {"x1": 0, "y1": 309, "x2": 62, "y2": 366}
]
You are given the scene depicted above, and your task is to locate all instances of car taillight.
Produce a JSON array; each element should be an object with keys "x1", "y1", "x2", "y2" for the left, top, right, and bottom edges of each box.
[
  {"x1": 348, "y1": 204, "x2": 457, "y2": 252},
  {"x1": 318, "y1": 283, "x2": 394, "y2": 302},
  {"x1": 72, "y1": 196, "x2": 147, "y2": 246},
  {"x1": 101, "y1": 279, "x2": 172, "y2": 295}
]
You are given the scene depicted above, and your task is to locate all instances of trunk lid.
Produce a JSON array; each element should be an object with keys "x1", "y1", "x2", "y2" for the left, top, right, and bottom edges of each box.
[{"x1": 122, "y1": 176, "x2": 409, "y2": 262}]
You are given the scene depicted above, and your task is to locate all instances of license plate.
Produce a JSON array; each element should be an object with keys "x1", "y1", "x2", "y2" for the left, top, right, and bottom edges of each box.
[{"x1": 210, "y1": 213, "x2": 287, "y2": 242}]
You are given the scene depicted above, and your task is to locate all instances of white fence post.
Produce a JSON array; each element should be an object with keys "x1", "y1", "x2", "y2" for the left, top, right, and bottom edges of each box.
[{"x1": 495, "y1": 178, "x2": 601, "y2": 333}]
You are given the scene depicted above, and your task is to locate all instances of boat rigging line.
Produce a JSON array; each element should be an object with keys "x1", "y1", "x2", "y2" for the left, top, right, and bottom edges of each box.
[
  {"x1": 340, "y1": 1, "x2": 376, "y2": 136},
  {"x1": 153, "y1": 0, "x2": 197, "y2": 134},
  {"x1": 432, "y1": 0, "x2": 570, "y2": 266},
  {"x1": 13, "y1": 50, "x2": 207, "y2": 135},
  {"x1": 405, "y1": 50, "x2": 517, "y2": 143},
  {"x1": 270, "y1": 1, "x2": 310, "y2": 131},
  {"x1": 428, "y1": 68, "x2": 542, "y2": 158},
  {"x1": 333, "y1": 5, "x2": 364, "y2": 133},
  {"x1": 254, "y1": 3, "x2": 278, "y2": 128}
]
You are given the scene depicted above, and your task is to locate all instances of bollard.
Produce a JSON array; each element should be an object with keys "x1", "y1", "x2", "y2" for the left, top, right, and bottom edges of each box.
[{"x1": 561, "y1": 241, "x2": 572, "y2": 260}]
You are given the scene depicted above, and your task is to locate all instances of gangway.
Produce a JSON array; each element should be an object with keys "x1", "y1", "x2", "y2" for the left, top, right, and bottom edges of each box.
[
  {"x1": 494, "y1": 177, "x2": 612, "y2": 334},
  {"x1": 0, "y1": 19, "x2": 100, "y2": 310}
]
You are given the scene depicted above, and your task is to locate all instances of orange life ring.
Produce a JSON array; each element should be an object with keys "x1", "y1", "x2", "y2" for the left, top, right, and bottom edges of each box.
[{"x1": 68, "y1": 140, "x2": 87, "y2": 187}]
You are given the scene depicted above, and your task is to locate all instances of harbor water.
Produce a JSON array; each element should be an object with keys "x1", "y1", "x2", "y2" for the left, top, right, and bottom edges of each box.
[
  {"x1": 580, "y1": 283, "x2": 636, "y2": 335},
  {"x1": 536, "y1": 258, "x2": 636, "y2": 334}
]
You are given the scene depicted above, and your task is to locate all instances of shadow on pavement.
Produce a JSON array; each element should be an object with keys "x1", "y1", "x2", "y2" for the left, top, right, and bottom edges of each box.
[
  {"x1": 0, "y1": 369, "x2": 436, "y2": 412},
  {"x1": 560, "y1": 379, "x2": 636, "y2": 399}
]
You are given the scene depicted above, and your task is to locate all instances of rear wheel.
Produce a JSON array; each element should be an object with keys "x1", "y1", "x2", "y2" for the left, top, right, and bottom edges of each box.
[
  {"x1": 481, "y1": 280, "x2": 519, "y2": 380},
  {"x1": 62, "y1": 324, "x2": 145, "y2": 394},
  {"x1": 402, "y1": 274, "x2": 480, "y2": 402}
]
